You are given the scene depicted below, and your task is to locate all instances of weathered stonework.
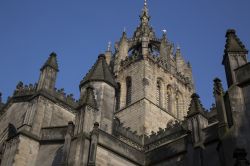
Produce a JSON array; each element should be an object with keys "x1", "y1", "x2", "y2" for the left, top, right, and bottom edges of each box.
[{"x1": 0, "y1": 2, "x2": 250, "y2": 166}]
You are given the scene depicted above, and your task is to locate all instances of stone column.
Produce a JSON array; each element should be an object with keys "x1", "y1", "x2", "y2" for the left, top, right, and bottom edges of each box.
[{"x1": 88, "y1": 122, "x2": 99, "y2": 166}]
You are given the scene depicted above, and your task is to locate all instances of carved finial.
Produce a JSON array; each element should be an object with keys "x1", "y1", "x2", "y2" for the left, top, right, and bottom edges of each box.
[
  {"x1": 162, "y1": 29, "x2": 167, "y2": 34},
  {"x1": 187, "y1": 93, "x2": 205, "y2": 116},
  {"x1": 213, "y1": 78, "x2": 224, "y2": 96},
  {"x1": 107, "y1": 41, "x2": 111, "y2": 52},
  {"x1": 177, "y1": 44, "x2": 180, "y2": 50},
  {"x1": 140, "y1": 0, "x2": 150, "y2": 24}
]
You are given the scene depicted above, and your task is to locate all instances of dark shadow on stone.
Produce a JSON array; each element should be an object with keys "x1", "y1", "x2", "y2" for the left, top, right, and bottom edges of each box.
[
  {"x1": 52, "y1": 146, "x2": 63, "y2": 166},
  {"x1": 8, "y1": 123, "x2": 17, "y2": 139}
]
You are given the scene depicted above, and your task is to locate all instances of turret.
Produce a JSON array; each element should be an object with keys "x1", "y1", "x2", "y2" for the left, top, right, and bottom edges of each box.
[
  {"x1": 186, "y1": 93, "x2": 208, "y2": 145},
  {"x1": 37, "y1": 52, "x2": 59, "y2": 92},
  {"x1": 213, "y1": 78, "x2": 229, "y2": 136},
  {"x1": 175, "y1": 46, "x2": 185, "y2": 73},
  {"x1": 185, "y1": 62, "x2": 194, "y2": 86},
  {"x1": 222, "y1": 29, "x2": 248, "y2": 87},
  {"x1": 70, "y1": 88, "x2": 98, "y2": 166},
  {"x1": 80, "y1": 54, "x2": 117, "y2": 134},
  {"x1": 114, "y1": 32, "x2": 128, "y2": 74},
  {"x1": 160, "y1": 31, "x2": 168, "y2": 62},
  {"x1": 105, "y1": 42, "x2": 112, "y2": 66},
  {"x1": 140, "y1": 0, "x2": 150, "y2": 56}
]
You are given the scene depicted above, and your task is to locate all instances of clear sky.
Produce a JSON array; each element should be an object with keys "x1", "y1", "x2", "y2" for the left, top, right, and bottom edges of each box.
[{"x1": 0, "y1": 0, "x2": 250, "y2": 109}]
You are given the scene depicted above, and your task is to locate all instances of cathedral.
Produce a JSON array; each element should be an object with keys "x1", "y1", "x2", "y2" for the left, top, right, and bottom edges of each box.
[{"x1": 0, "y1": 1, "x2": 250, "y2": 166}]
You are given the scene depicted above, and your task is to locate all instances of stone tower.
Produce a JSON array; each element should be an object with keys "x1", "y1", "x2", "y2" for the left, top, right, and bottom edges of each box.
[
  {"x1": 80, "y1": 55, "x2": 117, "y2": 134},
  {"x1": 112, "y1": 2, "x2": 194, "y2": 135},
  {"x1": 37, "y1": 52, "x2": 59, "y2": 92}
]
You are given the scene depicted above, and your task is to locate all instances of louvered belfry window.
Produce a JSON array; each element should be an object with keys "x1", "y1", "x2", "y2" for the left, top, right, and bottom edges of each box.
[{"x1": 126, "y1": 77, "x2": 132, "y2": 105}]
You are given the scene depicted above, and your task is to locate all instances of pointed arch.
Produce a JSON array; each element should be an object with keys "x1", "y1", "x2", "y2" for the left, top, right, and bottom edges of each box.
[
  {"x1": 156, "y1": 78, "x2": 163, "y2": 107},
  {"x1": 167, "y1": 85, "x2": 173, "y2": 114},
  {"x1": 176, "y1": 91, "x2": 184, "y2": 119},
  {"x1": 116, "y1": 83, "x2": 121, "y2": 111},
  {"x1": 126, "y1": 77, "x2": 132, "y2": 105}
]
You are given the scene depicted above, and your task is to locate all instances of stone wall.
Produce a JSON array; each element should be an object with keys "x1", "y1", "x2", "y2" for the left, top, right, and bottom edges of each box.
[
  {"x1": 116, "y1": 60, "x2": 145, "y2": 109},
  {"x1": 115, "y1": 99, "x2": 145, "y2": 135},
  {"x1": 143, "y1": 59, "x2": 193, "y2": 120},
  {"x1": 35, "y1": 144, "x2": 63, "y2": 166},
  {"x1": 13, "y1": 135, "x2": 39, "y2": 166},
  {"x1": 0, "y1": 102, "x2": 29, "y2": 136},
  {"x1": 81, "y1": 82, "x2": 115, "y2": 134},
  {"x1": 30, "y1": 96, "x2": 74, "y2": 136},
  {"x1": 144, "y1": 99, "x2": 174, "y2": 135},
  {"x1": 115, "y1": 58, "x2": 193, "y2": 135},
  {"x1": 96, "y1": 146, "x2": 138, "y2": 166}
]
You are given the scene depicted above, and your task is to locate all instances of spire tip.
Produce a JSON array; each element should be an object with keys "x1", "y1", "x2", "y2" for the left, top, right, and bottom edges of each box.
[{"x1": 107, "y1": 41, "x2": 111, "y2": 52}]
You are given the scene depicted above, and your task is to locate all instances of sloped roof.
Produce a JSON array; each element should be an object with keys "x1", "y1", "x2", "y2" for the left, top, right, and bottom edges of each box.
[
  {"x1": 224, "y1": 29, "x2": 248, "y2": 53},
  {"x1": 80, "y1": 54, "x2": 117, "y2": 88},
  {"x1": 41, "y1": 52, "x2": 59, "y2": 72},
  {"x1": 186, "y1": 93, "x2": 206, "y2": 118}
]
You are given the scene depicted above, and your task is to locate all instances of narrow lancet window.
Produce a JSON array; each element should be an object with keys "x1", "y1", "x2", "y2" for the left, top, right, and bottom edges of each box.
[
  {"x1": 167, "y1": 85, "x2": 173, "y2": 114},
  {"x1": 116, "y1": 83, "x2": 121, "y2": 111},
  {"x1": 126, "y1": 77, "x2": 132, "y2": 105},
  {"x1": 156, "y1": 80, "x2": 162, "y2": 107}
]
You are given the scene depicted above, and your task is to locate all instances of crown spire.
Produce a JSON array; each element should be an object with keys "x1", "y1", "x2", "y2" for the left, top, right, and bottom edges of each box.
[
  {"x1": 107, "y1": 41, "x2": 111, "y2": 52},
  {"x1": 140, "y1": 0, "x2": 150, "y2": 25}
]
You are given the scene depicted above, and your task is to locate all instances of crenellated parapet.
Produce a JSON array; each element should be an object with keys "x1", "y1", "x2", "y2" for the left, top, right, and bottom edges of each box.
[
  {"x1": 113, "y1": 119, "x2": 144, "y2": 150},
  {"x1": 10, "y1": 81, "x2": 79, "y2": 109},
  {"x1": 144, "y1": 120, "x2": 187, "y2": 151},
  {"x1": 53, "y1": 88, "x2": 78, "y2": 107},
  {"x1": 13, "y1": 82, "x2": 37, "y2": 98},
  {"x1": 113, "y1": 117, "x2": 188, "y2": 151}
]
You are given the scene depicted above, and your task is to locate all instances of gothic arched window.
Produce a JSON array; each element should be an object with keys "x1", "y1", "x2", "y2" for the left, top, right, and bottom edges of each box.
[
  {"x1": 156, "y1": 80, "x2": 163, "y2": 107},
  {"x1": 126, "y1": 77, "x2": 132, "y2": 105},
  {"x1": 167, "y1": 85, "x2": 173, "y2": 114},
  {"x1": 176, "y1": 95, "x2": 180, "y2": 118},
  {"x1": 116, "y1": 83, "x2": 121, "y2": 111},
  {"x1": 176, "y1": 93, "x2": 184, "y2": 119}
]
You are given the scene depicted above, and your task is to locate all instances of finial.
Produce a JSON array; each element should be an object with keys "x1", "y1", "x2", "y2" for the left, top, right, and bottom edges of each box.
[
  {"x1": 140, "y1": 0, "x2": 150, "y2": 24},
  {"x1": 213, "y1": 77, "x2": 224, "y2": 96},
  {"x1": 0, "y1": 92, "x2": 2, "y2": 103},
  {"x1": 177, "y1": 44, "x2": 180, "y2": 50},
  {"x1": 161, "y1": 29, "x2": 167, "y2": 42},
  {"x1": 107, "y1": 41, "x2": 111, "y2": 52},
  {"x1": 123, "y1": 27, "x2": 126, "y2": 33},
  {"x1": 162, "y1": 29, "x2": 167, "y2": 34}
]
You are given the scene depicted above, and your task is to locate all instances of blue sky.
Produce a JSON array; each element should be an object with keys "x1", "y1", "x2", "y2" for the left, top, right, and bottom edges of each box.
[{"x1": 0, "y1": 0, "x2": 250, "y2": 109}]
